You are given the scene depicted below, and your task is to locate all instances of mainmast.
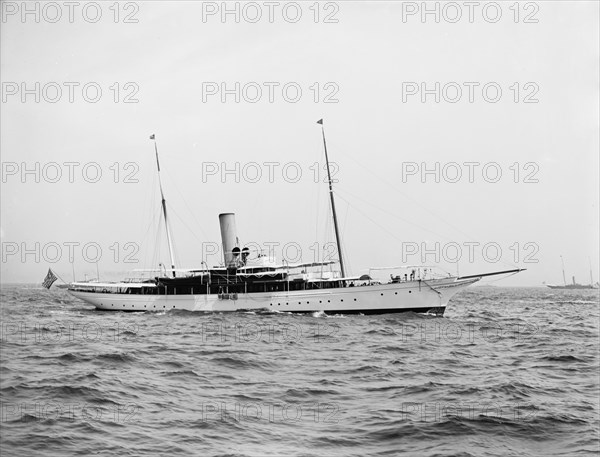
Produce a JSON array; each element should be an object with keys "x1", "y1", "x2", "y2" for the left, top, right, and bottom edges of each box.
[
  {"x1": 317, "y1": 119, "x2": 346, "y2": 278},
  {"x1": 560, "y1": 255, "x2": 566, "y2": 286},
  {"x1": 150, "y1": 134, "x2": 176, "y2": 277}
]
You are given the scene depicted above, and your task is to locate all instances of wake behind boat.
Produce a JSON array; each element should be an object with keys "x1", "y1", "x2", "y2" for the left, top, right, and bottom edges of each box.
[{"x1": 67, "y1": 121, "x2": 523, "y2": 314}]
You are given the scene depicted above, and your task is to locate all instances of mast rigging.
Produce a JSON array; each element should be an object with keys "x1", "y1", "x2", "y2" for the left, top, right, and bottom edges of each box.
[
  {"x1": 318, "y1": 119, "x2": 346, "y2": 278},
  {"x1": 151, "y1": 134, "x2": 177, "y2": 277}
]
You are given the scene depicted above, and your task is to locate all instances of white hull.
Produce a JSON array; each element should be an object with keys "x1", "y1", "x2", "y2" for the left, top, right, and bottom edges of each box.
[{"x1": 68, "y1": 277, "x2": 478, "y2": 314}]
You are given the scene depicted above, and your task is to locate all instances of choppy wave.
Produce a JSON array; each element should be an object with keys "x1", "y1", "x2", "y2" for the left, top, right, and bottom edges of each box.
[{"x1": 1, "y1": 285, "x2": 598, "y2": 456}]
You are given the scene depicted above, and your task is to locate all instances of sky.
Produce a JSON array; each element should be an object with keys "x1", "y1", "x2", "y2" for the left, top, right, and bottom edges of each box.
[{"x1": 1, "y1": 1, "x2": 599, "y2": 287}]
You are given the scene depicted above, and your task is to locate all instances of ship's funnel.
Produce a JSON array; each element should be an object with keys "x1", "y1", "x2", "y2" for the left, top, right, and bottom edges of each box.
[{"x1": 219, "y1": 213, "x2": 239, "y2": 268}]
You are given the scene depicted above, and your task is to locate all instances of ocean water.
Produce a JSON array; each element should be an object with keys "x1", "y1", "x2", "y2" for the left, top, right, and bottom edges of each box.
[{"x1": 1, "y1": 285, "x2": 598, "y2": 457}]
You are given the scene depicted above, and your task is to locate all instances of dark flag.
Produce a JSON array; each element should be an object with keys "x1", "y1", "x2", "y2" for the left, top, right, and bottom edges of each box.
[
  {"x1": 42, "y1": 269, "x2": 58, "y2": 289},
  {"x1": 316, "y1": 119, "x2": 323, "y2": 125},
  {"x1": 150, "y1": 134, "x2": 155, "y2": 140}
]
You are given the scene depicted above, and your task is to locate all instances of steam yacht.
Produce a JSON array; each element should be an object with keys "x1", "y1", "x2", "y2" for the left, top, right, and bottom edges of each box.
[{"x1": 68, "y1": 121, "x2": 523, "y2": 314}]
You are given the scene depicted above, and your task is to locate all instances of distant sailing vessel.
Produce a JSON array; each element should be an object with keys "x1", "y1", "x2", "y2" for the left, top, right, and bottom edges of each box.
[
  {"x1": 67, "y1": 121, "x2": 523, "y2": 314},
  {"x1": 546, "y1": 256, "x2": 598, "y2": 290}
]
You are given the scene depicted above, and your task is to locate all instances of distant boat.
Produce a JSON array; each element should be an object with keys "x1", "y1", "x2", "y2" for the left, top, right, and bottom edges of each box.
[{"x1": 546, "y1": 256, "x2": 599, "y2": 290}]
